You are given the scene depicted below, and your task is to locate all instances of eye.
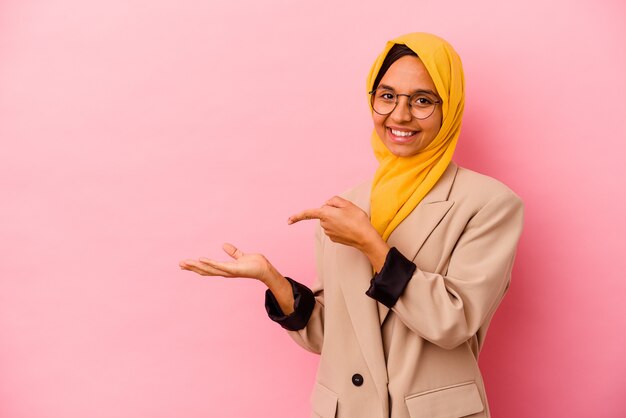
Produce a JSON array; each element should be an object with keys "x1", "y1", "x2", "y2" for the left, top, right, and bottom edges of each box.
[
  {"x1": 376, "y1": 90, "x2": 396, "y2": 102},
  {"x1": 412, "y1": 95, "x2": 435, "y2": 107}
]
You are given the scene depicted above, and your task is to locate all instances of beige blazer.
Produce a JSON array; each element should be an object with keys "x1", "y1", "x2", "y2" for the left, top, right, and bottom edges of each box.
[{"x1": 287, "y1": 161, "x2": 524, "y2": 418}]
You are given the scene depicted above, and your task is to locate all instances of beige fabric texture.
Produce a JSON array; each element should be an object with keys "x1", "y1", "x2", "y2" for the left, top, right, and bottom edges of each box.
[{"x1": 288, "y1": 161, "x2": 524, "y2": 418}]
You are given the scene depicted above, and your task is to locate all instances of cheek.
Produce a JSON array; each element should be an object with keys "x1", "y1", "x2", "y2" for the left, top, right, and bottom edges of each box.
[
  {"x1": 425, "y1": 111, "x2": 443, "y2": 137},
  {"x1": 372, "y1": 114, "x2": 387, "y2": 133}
]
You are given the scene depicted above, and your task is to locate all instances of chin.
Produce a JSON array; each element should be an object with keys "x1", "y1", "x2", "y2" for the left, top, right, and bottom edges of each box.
[
  {"x1": 384, "y1": 142, "x2": 422, "y2": 158},
  {"x1": 391, "y1": 150, "x2": 419, "y2": 158}
]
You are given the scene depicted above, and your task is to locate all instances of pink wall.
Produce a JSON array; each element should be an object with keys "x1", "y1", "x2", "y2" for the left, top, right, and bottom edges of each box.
[{"x1": 1, "y1": 1, "x2": 624, "y2": 417}]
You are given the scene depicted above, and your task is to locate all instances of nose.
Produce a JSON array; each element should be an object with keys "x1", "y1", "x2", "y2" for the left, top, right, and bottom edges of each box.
[{"x1": 389, "y1": 96, "x2": 412, "y2": 122}]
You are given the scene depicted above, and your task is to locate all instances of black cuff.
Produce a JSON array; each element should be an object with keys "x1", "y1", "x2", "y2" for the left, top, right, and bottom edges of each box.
[
  {"x1": 264, "y1": 277, "x2": 315, "y2": 331},
  {"x1": 365, "y1": 247, "x2": 416, "y2": 308}
]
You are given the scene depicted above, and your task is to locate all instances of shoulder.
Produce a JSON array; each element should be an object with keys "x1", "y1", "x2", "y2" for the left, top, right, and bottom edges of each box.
[
  {"x1": 452, "y1": 164, "x2": 524, "y2": 213},
  {"x1": 338, "y1": 178, "x2": 373, "y2": 207}
]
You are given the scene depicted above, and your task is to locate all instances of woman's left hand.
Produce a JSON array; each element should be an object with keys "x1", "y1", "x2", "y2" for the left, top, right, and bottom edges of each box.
[{"x1": 288, "y1": 196, "x2": 377, "y2": 250}]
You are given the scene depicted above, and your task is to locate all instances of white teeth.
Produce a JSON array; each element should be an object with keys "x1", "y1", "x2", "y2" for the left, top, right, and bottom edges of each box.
[{"x1": 390, "y1": 129, "x2": 416, "y2": 137}]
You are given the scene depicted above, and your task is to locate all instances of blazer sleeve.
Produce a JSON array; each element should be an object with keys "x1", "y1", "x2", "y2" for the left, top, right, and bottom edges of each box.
[
  {"x1": 265, "y1": 223, "x2": 326, "y2": 355},
  {"x1": 390, "y1": 190, "x2": 524, "y2": 350}
]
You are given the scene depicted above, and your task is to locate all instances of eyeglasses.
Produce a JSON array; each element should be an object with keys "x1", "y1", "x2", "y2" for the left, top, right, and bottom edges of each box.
[{"x1": 369, "y1": 88, "x2": 441, "y2": 120}]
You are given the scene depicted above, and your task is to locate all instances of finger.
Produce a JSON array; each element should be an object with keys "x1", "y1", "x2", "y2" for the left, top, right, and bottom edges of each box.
[
  {"x1": 325, "y1": 196, "x2": 349, "y2": 208},
  {"x1": 222, "y1": 242, "x2": 243, "y2": 260},
  {"x1": 183, "y1": 264, "x2": 213, "y2": 276},
  {"x1": 193, "y1": 259, "x2": 235, "y2": 276},
  {"x1": 180, "y1": 259, "x2": 208, "y2": 270},
  {"x1": 182, "y1": 260, "x2": 235, "y2": 278},
  {"x1": 198, "y1": 258, "x2": 240, "y2": 276},
  {"x1": 288, "y1": 208, "x2": 324, "y2": 224}
]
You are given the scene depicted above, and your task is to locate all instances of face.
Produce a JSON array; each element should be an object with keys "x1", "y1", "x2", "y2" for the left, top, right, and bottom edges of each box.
[{"x1": 372, "y1": 55, "x2": 443, "y2": 158}]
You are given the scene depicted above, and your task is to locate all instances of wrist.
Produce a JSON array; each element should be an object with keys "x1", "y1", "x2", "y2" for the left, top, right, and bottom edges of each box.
[
  {"x1": 261, "y1": 265, "x2": 295, "y2": 316},
  {"x1": 260, "y1": 261, "x2": 282, "y2": 286},
  {"x1": 359, "y1": 228, "x2": 390, "y2": 272}
]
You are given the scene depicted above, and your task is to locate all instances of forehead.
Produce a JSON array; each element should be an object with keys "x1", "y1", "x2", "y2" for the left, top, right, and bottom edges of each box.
[{"x1": 379, "y1": 56, "x2": 437, "y2": 92}]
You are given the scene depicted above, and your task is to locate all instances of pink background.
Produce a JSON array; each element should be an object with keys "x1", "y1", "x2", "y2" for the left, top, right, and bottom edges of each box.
[{"x1": 1, "y1": 0, "x2": 625, "y2": 417}]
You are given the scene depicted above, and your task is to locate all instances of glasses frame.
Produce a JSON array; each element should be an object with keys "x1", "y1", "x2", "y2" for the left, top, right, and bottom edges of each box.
[{"x1": 368, "y1": 88, "x2": 442, "y2": 120}]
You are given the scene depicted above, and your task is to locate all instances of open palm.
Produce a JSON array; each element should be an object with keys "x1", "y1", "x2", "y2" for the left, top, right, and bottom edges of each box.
[{"x1": 179, "y1": 243, "x2": 270, "y2": 282}]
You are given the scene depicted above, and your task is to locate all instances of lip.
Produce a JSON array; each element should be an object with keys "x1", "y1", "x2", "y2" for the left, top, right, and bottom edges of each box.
[{"x1": 387, "y1": 127, "x2": 419, "y2": 144}]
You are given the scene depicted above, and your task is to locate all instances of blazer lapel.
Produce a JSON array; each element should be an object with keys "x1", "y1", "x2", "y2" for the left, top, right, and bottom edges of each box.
[
  {"x1": 342, "y1": 161, "x2": 459, "y2": 328},
  {"x1": 336, "y1": 181, "x2": 390, "y2": 396},
  {"x1": 336, "y1": 244, "x2": 390, "y2": 394},
  {"x1": 387, "y1": 161, "x2": 458, "y2": 258},
  {"x1": 336, "y1": 162, "x2": 459, "y2": 392},
  {"x1": 378, "y1": 161, "x2": 458, "y2": 323}
]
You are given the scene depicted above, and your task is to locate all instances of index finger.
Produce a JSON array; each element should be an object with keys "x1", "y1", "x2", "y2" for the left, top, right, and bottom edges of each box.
[{"x1": 288, "y1": 208, "x2": 325, "y2": 225}]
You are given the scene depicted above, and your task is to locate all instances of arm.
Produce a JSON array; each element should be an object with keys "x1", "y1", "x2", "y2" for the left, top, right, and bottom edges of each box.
[
  {"x1": 264, "y1": 224, "x2": 326, "y2": 354},
  {"x1": 285, "y1": 192, "x2": 523, "y2": 351},
  {"x1": 179, "y1": 227, "x2": 326, "y2": 353},
  {"x1": 365, "y1": 191, "x2": 525, "y2": 349}
]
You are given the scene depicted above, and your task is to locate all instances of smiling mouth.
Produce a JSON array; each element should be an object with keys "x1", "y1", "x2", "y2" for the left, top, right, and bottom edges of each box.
[{"x1": 387, "y1": 127, "x2": 419, "y2": 143}]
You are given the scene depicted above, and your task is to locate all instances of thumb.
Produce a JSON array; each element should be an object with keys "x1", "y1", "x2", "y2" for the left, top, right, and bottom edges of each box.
[
  {"x1": 222, "y1": 243, "x2": 244, "y2": 260},
  {"x1": 325, "y1": 195, "x2": 349, "y2": 208}
]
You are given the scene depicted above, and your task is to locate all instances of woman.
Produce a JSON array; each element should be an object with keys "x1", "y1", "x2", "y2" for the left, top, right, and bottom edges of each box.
[{"x1": 180, "y1": 32, "x2": 524, "y2": 418}]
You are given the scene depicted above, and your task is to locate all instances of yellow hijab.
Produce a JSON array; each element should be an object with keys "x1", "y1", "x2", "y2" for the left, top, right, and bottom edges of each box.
[{"x1": 368, "y1": 32, "x2": 465, "y2": 241}]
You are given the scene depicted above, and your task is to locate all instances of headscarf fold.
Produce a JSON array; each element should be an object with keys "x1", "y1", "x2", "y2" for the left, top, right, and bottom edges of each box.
[{"x1": 368, "y1": 32, "x2": 465, "y2": 241}]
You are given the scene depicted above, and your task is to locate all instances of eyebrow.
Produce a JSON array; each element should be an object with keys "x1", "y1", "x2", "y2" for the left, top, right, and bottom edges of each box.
[{"x1": 378, "y1": 84, "x2": 438, "y2": 97}]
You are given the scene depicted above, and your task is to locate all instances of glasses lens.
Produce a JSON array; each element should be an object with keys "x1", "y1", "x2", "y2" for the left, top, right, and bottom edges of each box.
[
  {"x1": 409, "y1": 93, "x2": 438, "y2": 119},
  {"x1": 372, "y1": 90, "x2": 396, "y2": 115},
  {"x1": 372, "y1": 89, "x2": 439, "y2": 119}
]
